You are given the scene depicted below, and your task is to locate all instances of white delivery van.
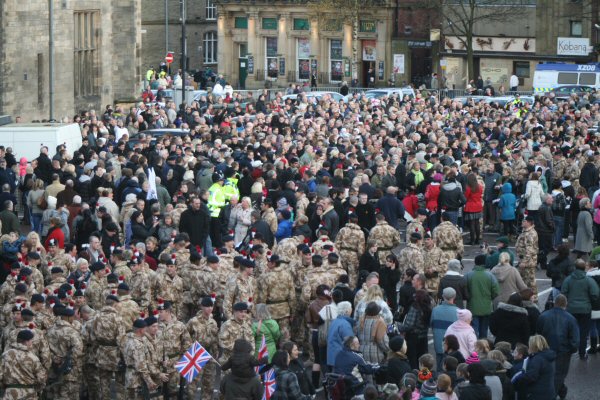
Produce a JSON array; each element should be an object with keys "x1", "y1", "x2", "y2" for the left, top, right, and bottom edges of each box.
[
  {"x1": 0, "y1": 123, "x2": 82, "y2": 161},
  {"x1": 533, "y1": 63, "x2": 600, "y2": 93}
]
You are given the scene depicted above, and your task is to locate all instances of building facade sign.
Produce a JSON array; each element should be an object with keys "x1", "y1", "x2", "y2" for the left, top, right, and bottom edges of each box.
[{"x1": 556, "y1": 37, "x2": 591, "y2": 56}]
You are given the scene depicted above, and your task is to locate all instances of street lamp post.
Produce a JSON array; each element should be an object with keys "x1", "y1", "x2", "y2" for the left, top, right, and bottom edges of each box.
[{"x1": 180, "y1": 0, "x2": 187, "y2": 105}]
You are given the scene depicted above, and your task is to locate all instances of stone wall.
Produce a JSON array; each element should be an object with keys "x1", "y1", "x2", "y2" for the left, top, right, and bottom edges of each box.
[{"x1": 0, "y1": 0, "x2": 142, "y2": 122}]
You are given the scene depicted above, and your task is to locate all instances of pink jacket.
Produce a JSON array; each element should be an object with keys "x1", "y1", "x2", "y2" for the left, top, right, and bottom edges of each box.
[{"x1": 444, "y1": 320, "x2": 477, "y2": 359}]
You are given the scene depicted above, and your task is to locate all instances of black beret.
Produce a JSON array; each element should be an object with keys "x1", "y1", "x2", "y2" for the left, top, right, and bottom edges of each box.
[
  {"x1": 50, "y1": 267, "x2": 64, "y2": 274},
  {"x1": 17, "y1": 329, "x2": 34, "y2": 341},
  {"x1": 118, "y1": 283, "x2": 130, "y2": 291},
  {"x1": 232, "y1": 302, "x2": 248, "y2": 312},
  {"x1": 144, "y1": 316, "x2": 158, "y2": 326},
  {"x1": 200, "y1": 297, "x2": 214, "y2": 307},
  {"x1": 30, "y1": 294, "x2": 45, "y2": 304},
  {"x1": 207, "y1": 255, "x2": 219, "y2": 263},
  {"x1": 27, "y1": 252, "x2": 41, "y2": 260},
  {"x1": 15, "y1": 283, "x2": 28, "y2": 294},
  {"x1": 20, "y1": 309, "x2": 34, "y2": 317},
  {"x1": 133, "y1": 319, "x2": 147, "y2": 329},
  {"x1": 106, "y1": 295, "x2": 120, "y2": 302},
  {"x1": 90, "y1": 262, "x2": 106, "y2": 272}
]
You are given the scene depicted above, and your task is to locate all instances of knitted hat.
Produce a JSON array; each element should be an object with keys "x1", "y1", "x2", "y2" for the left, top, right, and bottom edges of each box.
[
  {"x1": 466, "y1": 352, "x2": 480, "y2": 364},
  {"x1": 420, "y1": 378, "x2": 438, "y2": 396},
  {"x1": 389, "y1": 336, "x2": 405, "y2": 353},
  {"x1": 457, "y1": 308, "x2": 472, "y2": 323}
]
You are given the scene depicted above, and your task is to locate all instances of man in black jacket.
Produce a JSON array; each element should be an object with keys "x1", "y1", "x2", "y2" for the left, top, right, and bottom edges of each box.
[
  {"x1": 536, "y1": 194, "x2": 555, "y2": 269},
  {"x1": 34, "y1": 146, "x2": 53, "y2": 185},
  {"x1": 438, "y1": 172, "x2": 466, "y2": 225},
  {"x1": 179, "y1": 195, "x2": 210, "y2": 252},
  {"x1": 579, "y1": 156, "x2": 598, "y2": 195}
]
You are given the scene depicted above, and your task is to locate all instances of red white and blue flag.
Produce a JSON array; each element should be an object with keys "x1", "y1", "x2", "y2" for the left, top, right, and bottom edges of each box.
[
  {"x1": 175, "y1": 341, "x2": 213, "y2": 383},
  {"x1": 255, "y1": 335, "x2": 268, "y2": 374},
  {"x1": 262, "y1": 368, "x2": 277, "y2": 400}
]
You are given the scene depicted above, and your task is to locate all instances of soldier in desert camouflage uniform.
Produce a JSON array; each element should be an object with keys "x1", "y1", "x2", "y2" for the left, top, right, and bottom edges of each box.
[
  {"x1": 433, "y1": 212, "x2": 464, "y2": 268},
  {"x1": 0, "y1": 329, "x2": 47, "y2": 400},
  {"x1": 122, "y1": 319, "x2": 160, "y2": 400},
  {"x1": 406, "y1": 209, "x2": 429, "y2": 242},
  {"x1": 116, "y1": 283, "x2": 141, "y2": 330},
  {"x1": 564, "y1": 155, "x2": 580, "y2": 181},
  {"x1": 218, "y1": 302, "x2": 254, "y2": 362},
  {"x1": 91, "y1": 295, "x2": 127, "y2": 400},
  {"x1": 156, "y1": 300, "x2": 192, "y2": 397},
  {"x1": 141, "y1": 315, "x2": 169, "y2": 393},
  {"x1": 2, "y1": 307, "x2": 51, "y2": 369},
  {"x1": 552, "y1": 151, "x2": 567, "y2": 181},
  {"x1": 398, "y1": 232, "x2": 425, "y2": 273},
  {"x1": 152, "y1": 254, "x2": 184, "y2": 316},
  {"x1": 129, "y1": 256, "x2": 152, "y2": 311},
  {"x1": 25, "y1": 252, "x2": 45, "y2": 293},
  {"x1": 369, "y1": 214, "x2": 401, "y2": 262},
  {"x1": 301, "y1": 255, "x2": 339, "y2": 304},
  {"x1": 273, "y1": 234, "x2": 305, "y2": 265},
  {"x1": 0, "y1": 263, "x2": 22, "y2": 307},
  {"x1": 46, "y1": 239, "x2": 75, "y2": 276},
  {"x1": 422, "y1": 230, "x2": 446, "y2": 298},
  {"x1": 186, "y1": 297, "x2": 219, "y2": 400},
  {"x1": 288, "y1": 245, "x2": 313, "y2": 348},
  {"x1": 511, "y1": 150, "x2": 528, "y2": 181},
  {"x1": 335, "y1": 213, "x2": 365, "y2": 289},
  {"x1": 43, "y1": 267, "x2": 68, "y2": 296},
  {"x1": 45, "y1": 306, "x2": 84, "y2": 400},
  {"x1": 311, "y1": 229, "x2": 337, "y2": 256},
  {"x1": 111, "y1": 250, "x2": 131, "y2": 283},
  {"x1": 86, "y1": 262, "x2": 108, "y2": 311},
  {"x1": 516, "y1": 215, "x2": 539, "y2": 295},
  {"x1": 256, "y1": 254, "x2": 296, "y2": 341},
  {"x1": 80, "y1": 305, "x2": 100, "y2": 400},
  {"x1": 223, "y1": 259, "x2": 256, "y2": 320}
]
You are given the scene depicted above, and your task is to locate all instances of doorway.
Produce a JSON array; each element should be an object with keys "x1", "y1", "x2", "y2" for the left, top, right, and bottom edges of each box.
[
  {"x1": 362, "y1": 61, "x2": 375, "y2": 87},
  {"x1": 238, "y1": 43, "x2": 248, "y2": 89},
  {"x1": 410, "y1": 48, "x2": 432, "y2": 87}
]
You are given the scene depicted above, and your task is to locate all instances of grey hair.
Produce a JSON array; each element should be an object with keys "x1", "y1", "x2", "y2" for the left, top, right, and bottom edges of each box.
[
  {"x1": 337, "y1": 301, "x2": 353, "y2": 316},
  {"x1": 579, "y1": 197, "x2": 591, "y2": 209}
]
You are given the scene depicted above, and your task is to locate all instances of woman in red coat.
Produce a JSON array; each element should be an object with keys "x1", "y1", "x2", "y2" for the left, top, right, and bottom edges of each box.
[
  {"x1": 44, "y1": 217, "x2": 65, "y2": 250},
  {"x1": 464, "y1": 173, "x2": 484, "y2": 245},
  {"x1": 425, "y1": 173, "x2": 442, "y2": 228}
]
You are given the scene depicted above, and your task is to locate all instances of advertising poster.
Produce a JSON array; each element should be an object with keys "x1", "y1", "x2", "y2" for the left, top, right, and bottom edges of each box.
[
  {"x1": 393, "y1": 54, "x2": 404, "y2": 74},
  {"x1": 331, "y1": 61, "x2": 343, "y2": 81},
  {"x1": 299, "y1": 59, "x2": 310, "y2": 80},
  {"x1": 362, "y1": 40, "x2": 377, "y2": 61},
  {"x1": 298, "y1": 38, "x2": 311, "y2": 58}
]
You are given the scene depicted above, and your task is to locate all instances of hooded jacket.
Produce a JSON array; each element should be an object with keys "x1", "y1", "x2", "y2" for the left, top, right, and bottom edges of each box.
[
  {"x1": 489, "y1": 302, "x2": 530, "y2": 346},
  {"x1": 498, "y1": 183, "x2": 516, "y2": 221},
  {"x1": 444, "y1": 310, "x2": 477, "y2": 359},
  {"x1": 561, "y1": 269, "x2": 600, "y2": 314},
  {"x1": 490, "y1": 264, "x2": 526, "y2": 308},
  {"x1": 438, "y1": 181, "x2": 466, "y2": 211}
]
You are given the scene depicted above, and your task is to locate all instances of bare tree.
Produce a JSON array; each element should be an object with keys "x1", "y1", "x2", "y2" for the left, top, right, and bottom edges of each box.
[{"x1": 430, "y1": 0, "x2": 526, "y2": 81}]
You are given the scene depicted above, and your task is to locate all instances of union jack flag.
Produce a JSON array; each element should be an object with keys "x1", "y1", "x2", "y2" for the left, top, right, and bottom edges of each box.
[
  {"x1": 175, "y1": 341, "x2": 213, "y2": 383},
  {"x1": 262, "y1": 368, "x2": 276, "y2": 400},
  {"x1": 255, "y1": 335, "x2": 268, "y2": 374}
]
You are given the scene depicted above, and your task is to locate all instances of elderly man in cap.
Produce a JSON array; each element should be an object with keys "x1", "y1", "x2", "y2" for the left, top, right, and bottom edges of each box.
[
  {"x1": 431, "y1": 287, "x2": 459, "y2": 371},
  {"x1": 484, "y1": 236, "x2": 515, "y2": 269},
  {"x1": 219, "y1": 302, "x2": 254, "y2": 362},
  {"x1": 0, "y1": 329, "x2": 47, "y2": 400},
  {"x1": 187, "y1": 297, "x2": 219, "y2": 400},
  {"x1": 256, "y1": 254, "x2": 296, "y2": 341}
]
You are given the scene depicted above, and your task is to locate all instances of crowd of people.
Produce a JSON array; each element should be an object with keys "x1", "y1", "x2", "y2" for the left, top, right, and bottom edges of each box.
[{"x1": 0, "y1": 82, "x2": 598, "y2": 400}]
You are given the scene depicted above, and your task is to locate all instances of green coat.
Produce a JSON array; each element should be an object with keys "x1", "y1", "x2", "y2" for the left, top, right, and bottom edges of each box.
[
  {"x1": 466, "y1": 266, "x2": 500, "y2": 316},
  {"x1": 562, "y1": 269, "x2": 600, "y2": 314},
  {"x1": 252, "y1": 319, "x2": 281, "y2": 362}
]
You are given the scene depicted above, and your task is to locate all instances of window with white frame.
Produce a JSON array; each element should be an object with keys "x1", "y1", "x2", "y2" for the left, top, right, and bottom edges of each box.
[
  {"x1": 206, "y1": 0, "x2": 216, "y2": 20},
  {"x1": 330, "y1": 39, "x2": 343, "y2": 82},
  {"x1": 266, "y1": 37, "x2": 278, "y2": 78},
  {"x1": 204, "y1": 32, "x2": 217, "y2": 64},
  {"x1": 297, "y1": 38, "x2": 310, "y2": 80}
]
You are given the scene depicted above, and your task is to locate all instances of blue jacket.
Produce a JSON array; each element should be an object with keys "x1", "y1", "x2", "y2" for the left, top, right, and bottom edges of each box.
[
  {"x1": 536, "y1": 307, "x2": 579, "y2": 354},
  {"x1": 376, "y1": 194, "x2": 405, "y2": 229},
  {"x1": 430, "y1": 302, "x2": 458, "y2": 354},
  {"x1": 498, "y1": 183, "x2": 516, "y2": 221},
  {"x1": 519, "y1": 349, "x2": 556, "y2": 400},
  {"x1": 333, "y1": 347, "x2": 375, "y2": 388},
  {"x1": 275, "y1": 219, "x2": 293, "y2": 242},
  {"x1": 327, "y1": 315, "x2": 355, "y2": 366}
]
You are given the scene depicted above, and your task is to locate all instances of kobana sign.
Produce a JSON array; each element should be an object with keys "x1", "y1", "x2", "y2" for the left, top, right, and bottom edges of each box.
[{"x1": 556, "y1": 37, "x2": 590, "y2": 56}]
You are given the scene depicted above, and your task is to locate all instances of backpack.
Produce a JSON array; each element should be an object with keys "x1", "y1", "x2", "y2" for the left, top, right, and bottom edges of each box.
[
  {"x1": 318, "y1": 305, "x2": 334, "y2": 347},
  {"x1": 551, "y1": 192, "x2": 566, "y2": 213}
]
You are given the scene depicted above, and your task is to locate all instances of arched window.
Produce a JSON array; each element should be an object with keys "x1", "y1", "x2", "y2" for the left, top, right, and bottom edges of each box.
[{"x1": 204, "y1": 32, "x2": 217, "y2": 64}]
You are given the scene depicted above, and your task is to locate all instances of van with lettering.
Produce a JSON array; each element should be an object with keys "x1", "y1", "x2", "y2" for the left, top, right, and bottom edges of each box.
[{"x1": 533, "y1": 63, "x2": 600, "y2": 94}]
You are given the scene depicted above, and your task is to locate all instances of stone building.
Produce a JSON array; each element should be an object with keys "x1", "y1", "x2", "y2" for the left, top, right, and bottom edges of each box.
[
  {"x1": 0, "y1": 0, "x2": 143, "y2": 122},
  {"x1": 216, "y1": 0, "x2": 394, "y2": 89},
  {"x1": 141, "y1": 0, "x2": 218, "y2": 74}
]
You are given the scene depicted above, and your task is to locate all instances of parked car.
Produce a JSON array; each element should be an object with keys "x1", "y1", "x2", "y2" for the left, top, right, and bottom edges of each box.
[
  {"x1": 128, "y1": 128, "x2": 190, "y2": 146},
  {"x1": 364, "y1": 87, "x2": 416, "y2": 100},
  {"x1": 550, "y1": 85, "x2": 596, "y2": 99}
]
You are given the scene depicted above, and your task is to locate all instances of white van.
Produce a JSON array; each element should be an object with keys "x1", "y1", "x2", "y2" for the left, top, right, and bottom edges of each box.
[
  {"x1": 0, "y1": 123, "x2": 82, "y2": 161},
  {"x1": 533, "y1": 63, "x2": 600, "y2": 93}
]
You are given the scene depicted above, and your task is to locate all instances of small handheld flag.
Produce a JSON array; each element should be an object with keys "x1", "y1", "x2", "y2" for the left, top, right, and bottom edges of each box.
[
  {"x1": 255, "y1": 335, "x2": 268, "y2": 374},
  {"x1": 262, "y1": 368, "x2": 276, "y2": 400},
  {"x1": 175, "y1": 341, "x2": 213, "y2": 383}
]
